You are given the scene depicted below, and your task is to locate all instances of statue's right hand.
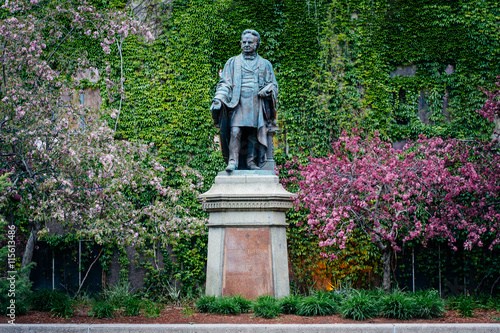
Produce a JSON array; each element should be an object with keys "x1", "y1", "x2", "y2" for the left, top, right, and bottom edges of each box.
[{"x1": 211, "y1": 99, "x2": 222, "y2": 111}]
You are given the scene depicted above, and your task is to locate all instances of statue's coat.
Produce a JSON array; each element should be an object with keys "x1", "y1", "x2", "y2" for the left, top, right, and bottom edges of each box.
[{"x1": 212, "y1": 54, "x2": 278, "y2": 165}]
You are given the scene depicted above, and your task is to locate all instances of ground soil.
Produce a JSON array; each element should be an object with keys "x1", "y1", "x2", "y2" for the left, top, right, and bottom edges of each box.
[{"x1": 11, "y1": 307, "x2": 500, "y2": 325}]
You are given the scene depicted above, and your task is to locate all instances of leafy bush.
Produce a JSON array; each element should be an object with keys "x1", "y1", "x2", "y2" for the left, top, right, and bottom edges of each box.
[
  {"x1": 297, "y1": 291, "x2": 338, "y2": 316},
  {"x1": 90, "y1": 300, "x2": 115, "y2": 318},
  {"x1": 104, "y1": 282, "x2": 131, "y2": 307},
  {"x1": 253, "y1": 295, "x2": 282, "y2": 319},
  {"x1": 29, "y1": 290, "x2": 65, "y2": 312},
  {"x1": 144, "y1": 300, "x2": 164, "y2": 318},
  {"x1": 340, "y1": 290, "x2": 379, "y2": 320},
  {"x1": 379, "y1": 290, "x2": 415, "y2": 320},
  {"x1": 280, "y1": 294, "x2": 301, "y2": 315},
  {"x1": 472, "y1": 294, "x2": 500, "y2": 312},
  {"x1": 413, "y1": 290, "x2": 445, "y2": 319},
  {"x1": 0, "y1": 270, "x2": 32, "y2": 316},
  {"x1": 487, "y1": 296, "x2": 500, "y2": 311},
  {"x1": 123, "y1": 297, "x2": 142, "y2": 316},
  {"x1": 49, "y1": 293, "x2": 74, "y2": 318}
]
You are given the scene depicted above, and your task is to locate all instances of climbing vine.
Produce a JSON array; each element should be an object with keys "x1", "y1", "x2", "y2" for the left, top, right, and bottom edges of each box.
[
  {"x1": 57, "y1": 0, "x2": 500, "y2": 293},
  {"x1": 319, "y1": 0, "x2": 499, "y2": 141}
]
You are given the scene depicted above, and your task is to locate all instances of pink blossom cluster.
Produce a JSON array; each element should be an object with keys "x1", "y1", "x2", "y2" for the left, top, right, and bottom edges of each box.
[
  {"x1": 477, "y1": 76, "x2": 500, "y2": 125},
  {"x1": 294, "y1": 131, "x2": 500, "y2": 260}
]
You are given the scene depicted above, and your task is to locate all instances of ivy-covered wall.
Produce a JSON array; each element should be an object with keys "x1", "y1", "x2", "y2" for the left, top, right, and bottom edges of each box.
[
  {"x1": 105, "y1": 0, "x2": 500, "y2": 163},
  {"x1": 318, "y1": 0, "x2": 499, "y2": 142},
  {"x1": 89, "y1": 0, "x2": 500, "y2": 293}
]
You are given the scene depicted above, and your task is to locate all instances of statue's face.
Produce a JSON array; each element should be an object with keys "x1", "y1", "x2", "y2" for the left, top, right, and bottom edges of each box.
[{"x1": 240, "y1": 33, "x2": 259, "y2": 54}]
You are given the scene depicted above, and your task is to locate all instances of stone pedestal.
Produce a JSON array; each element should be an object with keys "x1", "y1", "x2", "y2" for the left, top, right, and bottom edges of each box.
[{"x1": 199, "y1": 170, "x2": 294, "y2": 299}]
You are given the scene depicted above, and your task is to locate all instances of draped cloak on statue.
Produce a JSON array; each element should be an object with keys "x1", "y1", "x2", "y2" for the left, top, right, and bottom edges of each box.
[{"x1": 211, "y1": 53, "x2": 278, "y2": 167}]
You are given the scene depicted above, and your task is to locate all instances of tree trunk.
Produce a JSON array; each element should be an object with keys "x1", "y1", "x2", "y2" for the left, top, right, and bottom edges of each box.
[
  {"x1": 382, "y1": 247, "x2": 391, "y2": 292},
  {"x1": 21, "y1": 228, "x2": 38, "y2": 269}
]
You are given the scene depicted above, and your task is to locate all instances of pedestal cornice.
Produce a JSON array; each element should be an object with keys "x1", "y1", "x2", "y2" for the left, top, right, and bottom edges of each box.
[{"x1": 198, "y1": 171, "x2": 296, "y2": 213}]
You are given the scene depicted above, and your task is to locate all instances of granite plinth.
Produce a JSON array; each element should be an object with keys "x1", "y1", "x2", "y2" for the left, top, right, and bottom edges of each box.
[
  {"x1": 223, "y1": 228, "x2": 273, "y2": 298},
  {"x1": 199, "y1": 171, "x2": 294, "y2": 299}
]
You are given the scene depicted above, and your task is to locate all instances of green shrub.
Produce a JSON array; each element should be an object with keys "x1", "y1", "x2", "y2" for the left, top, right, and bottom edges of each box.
[
  {"x1": 379, "y1": 290, "x2": 415, "y2": 320},
  {"x1": 487, "y1": 296, "x2": 500, "y2": 311},
  {"x1": 340, "y1": 290, "x2": 378, "y2": 320},
  {"x1": 74, "y1": 290, "x2": 92, "y2": 308},
  {"x1": 455, "y1": 296, "x2": 475, "y2": 318},
  {"x1": 103, "y1": 282, "x2": 131, "y2": 307},
  {"x1": 231, "y1": 294, "x2": 253, "y2": 313},
  {"x1": 472, "y1": 294, "x2": 500, "y2": 312},
  {"x1": 317, "y1": 290, "x2": 344, "y2": 303},
  {"x1": 0, "y1": 199, "x2": 31, "y2": 317},
  {"x1": 195, "y1": 295, "x2": 217, "y2": 313},
  {"x1": 297, "y1": 292, "x2": 338, "y2": 316},
  {"x1": 195, "y1": 295, "x2": 246, "y2": 315},
  {"x1": 447, "y1": 295, "x2": 473, "y2": 317},
  {"x1": 123, "y1": 297, "x2": 142, "y2": 316},
  {"x1": 0, "y1": 271, "x2": 32, "y2": 316},
  {"x1": 29, "y1": 290, "x2": 66, "y2": 312},
  {"x1": 413, "y1": 290, "x2": 445, "y2": 319},
  {"x1": 253, "y1": 295, "x2": 282, "y2": 319},
  {"x1": 90, "y1": 300, "x2": 115, "y2": 318},
  {"x1": 29, "y1": 289, "x2": 74, "y2": 318},
  {"x1": 280, "y1": 294, "x2": 301, "y2": 315},
  {"x1": 473, "y1": 294, "x2": 492, "y2": 310},
  {"x1": 144, "y1": 300, "x2": 163, "y2": 318},
  {"x1": 210, "y1": 296, "x2": 241, "y2": 315},
  {"x1": 49, "y1": 293, "x2": 74, "y2": 318}
]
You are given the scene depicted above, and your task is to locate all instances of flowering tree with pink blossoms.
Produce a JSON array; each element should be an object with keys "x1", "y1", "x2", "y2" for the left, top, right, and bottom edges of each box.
[
  {"x1": 0, "y1": 0, "x2": 204, "y2": 273},
  {"x1": 295, "y1": 130, "x2": 500, "y2": 291},
  {"x1": 477, "y1": 75, "x2": 500, "y2": 138}
]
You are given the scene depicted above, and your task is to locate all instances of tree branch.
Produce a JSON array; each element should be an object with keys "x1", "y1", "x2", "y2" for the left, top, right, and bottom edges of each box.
[
  {"x1": 114, "y1": 36, "x2": 124, "y2": 132},
  {"x1": 74, "y1": 247, "x2": 103, "y2": 299}
]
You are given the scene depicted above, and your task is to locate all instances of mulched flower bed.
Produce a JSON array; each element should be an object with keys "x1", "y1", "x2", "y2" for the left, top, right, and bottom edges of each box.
[{"x1": 11, "y1": 306, "x2": 500, "y2": 325}]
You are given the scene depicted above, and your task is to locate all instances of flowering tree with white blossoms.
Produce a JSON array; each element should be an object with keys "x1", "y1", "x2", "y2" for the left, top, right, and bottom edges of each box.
[{"x1": 0, "y1": 0, "x2": 204, "y2": 271}]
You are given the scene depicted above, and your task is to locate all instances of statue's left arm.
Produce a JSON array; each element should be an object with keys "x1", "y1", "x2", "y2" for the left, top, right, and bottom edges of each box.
[{"x1": 258, "y1": 60, "x2": 278, "y2": 122}]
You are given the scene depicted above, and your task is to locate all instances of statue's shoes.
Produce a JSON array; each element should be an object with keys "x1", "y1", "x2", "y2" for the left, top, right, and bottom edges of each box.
[
  {"x1": 248, "y1": 162, "x2": 260, "y2": 170},
  {"x1": 225, "y1": 163, "x2": 237, "y2": 172}
]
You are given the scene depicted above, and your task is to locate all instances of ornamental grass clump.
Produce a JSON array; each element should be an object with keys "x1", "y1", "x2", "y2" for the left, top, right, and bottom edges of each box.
[
  {"x1": 211, "y1": 296, "x2": 242, "y2": 315},
  {"x1": 297, "y1": 291, "x2": 338, "y2": 316},
  {"x1": 144, "y1": 300, "x2": 164, "y2": 318},
  {"x1": 379, "y1": 290, "x2": 415, "y2": 320},
  {"x1": 413, "y1": 290, "x2": 445, "y2": 319},
  {"x1": 486, "y1": 296, "x2": 500, "y2": 311},
  {"x1": 104, "y1": 282, "x2": 131, "y2": 307},
  {"x1": 50, "y1": 294, "x2": 74, "y2": 318},
  {"x1": 253, "y1": 295, "x2": 282, "y2": 319},
  {"x1": 280, "y1": 294, "x2": 301, "y2": 314},
  {"x1": 29, "y1": 290, "x2": 74, "y2": 318},
  {"x1": 450, "y1": 295, "x2": 475, "y2": 318},
  {"x1": 90, "y1": 300, "x2": 115, "y2": 318},
  {"x1": 340, "y1": 289, "x2": 378, "y2": 320},
  {"x1": 196, "y1": 295, "x2": 244, "y2": 315},
  {"x1": 232, "y1": 294, "x2": 253, "y2": 313},
  {"x1": 29, "y1": 290, "x2": 67, "y2": 312},
  {"x1": 195, "y1": 295, "x2": 218, "y2": 313}
]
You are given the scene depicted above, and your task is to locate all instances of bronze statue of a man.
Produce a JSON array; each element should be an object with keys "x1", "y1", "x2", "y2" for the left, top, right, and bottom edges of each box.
[{"x1": 210, "y1": 29, "x2": 278, "y2": 172}]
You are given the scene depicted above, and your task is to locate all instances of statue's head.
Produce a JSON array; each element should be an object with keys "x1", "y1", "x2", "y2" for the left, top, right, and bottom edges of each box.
[{"x1": 241, "y1": 29, "x2": 260, "y2": 53}]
